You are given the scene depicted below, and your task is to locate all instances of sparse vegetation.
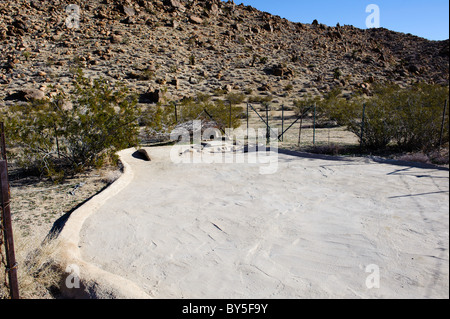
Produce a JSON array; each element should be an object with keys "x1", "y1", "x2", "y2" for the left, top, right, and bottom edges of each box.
[
  {"x1": 177, "y1": 93, "x2": 245, "y2": 129},
  {"x1": 248, "y1": 95, "x2": 273, "y2": 104},
  {"x1": 0, "y1": 233, "x2": 63, "y2": 299},
  {"x1": 189, "y1": 55, "x2": 196, "y2": 66},
  {"x1": 3, "y1": 69, "x2": 141, "y2": 181},
  {"x1": 318, "y1": 83, "x2": 449, "y2": 152}
]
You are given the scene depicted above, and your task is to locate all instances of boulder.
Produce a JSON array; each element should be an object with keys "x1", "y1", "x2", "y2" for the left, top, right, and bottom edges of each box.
[
  {"x1": 110, "y1": 34, "x2": 123, "y2": 44},
  {"x1": 189, "y1": 15, "x2": 204, "y2": 25},
  {"x1": 121, "y1": 5, "x2": 135, "y2": 16},
  {"x1": 208, "y1": 3, "x2": 220, "y2": 16},
  {"x1": 5, "y1": 89, "x2": 46, "y2": 102},
  {"x1": 134, "y1": 148, "x2": 151, "y2": 161},
  {"x1": 139, "y1": 89, "x2": 163, "y2": 104},
  {"x1": 270, "y1": 64, "x2": 293, "y2": 77},
  {"x1": 164, "y1": 0, "x2": 186, "y2": 13}
]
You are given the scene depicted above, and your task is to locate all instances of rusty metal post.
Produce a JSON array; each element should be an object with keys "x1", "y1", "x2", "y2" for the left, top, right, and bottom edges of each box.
[
  {"x1": 439, "y1": 99, "x2": 447, "y2": 151},
  {"x1": 313, "y1": 103, "x2": 316, "y2": 146},
  {"x1": 360, "y1": 103, "x2": 367, "y2": 152},
  {"x1": 281, "y1": 104, "x2": 284, "y2": 142},
  {"x1": 0, "y1": 122, "x2": 20, "y2": 299}
]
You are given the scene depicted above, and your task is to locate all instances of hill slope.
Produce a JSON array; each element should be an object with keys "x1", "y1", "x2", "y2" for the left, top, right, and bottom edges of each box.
[{"x1": 0, "y1": 0, "x2": 448, "y2": 105}]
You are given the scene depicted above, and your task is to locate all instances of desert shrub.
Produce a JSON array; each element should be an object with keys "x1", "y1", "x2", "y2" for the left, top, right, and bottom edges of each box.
[
  {"x1": 189, "y1": 55, "x2": 196, "y2": 66},
  {"x1": 319, "y1": 88, "x2": 405, "y2": 150},
  {"x1": 247, "y1": 95, "x2": 273, "y2": 104},
  {"x1": 141, "y1": 101, "x2": 178, "y2": 135},
  {"x1": 5, "y1": 69, "x2": 140, "y2": 180},
  {"x1": 176, "y1": 94, "x2": 244, "y2": 129},
  {"x1": 225, "y1": 92, "x2": 246, "y2": 106},
  {"x1": 293, "y1": 93, "x2": 337, "y2": 128},
  {"x1": 389, "y1": 83, "x2": 449, "y2": 151},
  {"x1": 293, "y1": 94, "x2": 321, "y2": 117},
  {"x1": 319, "y1": 83, "x2": 449, "y2": 151}
]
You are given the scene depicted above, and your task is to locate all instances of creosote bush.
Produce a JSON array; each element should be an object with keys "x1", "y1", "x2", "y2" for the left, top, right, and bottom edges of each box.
[
  {"x1": 4, "y1": 69, "x2": 141, "y2": 181},
  {"x1": 316, "y1": 83, "x2": 449, "y2": 152},
  {"x1": 179, "y1": 93, "x2": 245, "y2": 129}
]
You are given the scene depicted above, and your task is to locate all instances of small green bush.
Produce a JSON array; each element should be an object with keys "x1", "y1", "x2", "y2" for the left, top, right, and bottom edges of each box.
[
  {"x1": 318, "y1": 83, "x2": 449, "y2": 151},
  {"x1": 5, "y1": 69, "x2": 141, "y2": 180},
  {"x1": 174, "y1": 94, "x2": 244, "y2": 129}
]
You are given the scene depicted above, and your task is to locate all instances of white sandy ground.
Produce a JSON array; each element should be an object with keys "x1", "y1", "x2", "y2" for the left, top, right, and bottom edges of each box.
[{"x1": 59, "y1": 146, "x2": 449, "y2": 299}]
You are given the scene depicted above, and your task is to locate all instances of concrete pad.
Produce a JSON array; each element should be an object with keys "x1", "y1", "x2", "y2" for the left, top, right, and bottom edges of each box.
[{"x1": 62, "y1": 146, "x2": 449, "y2": 298}]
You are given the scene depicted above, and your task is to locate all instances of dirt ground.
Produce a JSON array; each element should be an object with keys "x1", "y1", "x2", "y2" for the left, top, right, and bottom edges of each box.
[
  {"x1": 9, "y1": 168, "x2": 120, "y2": 242},
  {"x1": 245, "y1": 106, "x2": 359, "y2": 149},
  {"x1": 1, "y1": 164, "x2": 121, "y2": 299}
]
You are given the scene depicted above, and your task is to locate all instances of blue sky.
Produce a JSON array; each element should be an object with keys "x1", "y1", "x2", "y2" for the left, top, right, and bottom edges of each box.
[{"x1": 233, "y1": 0, "x2": 449, "y2": 41}]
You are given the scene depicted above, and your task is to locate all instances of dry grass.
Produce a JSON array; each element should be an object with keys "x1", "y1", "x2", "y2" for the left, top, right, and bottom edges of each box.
[
  {"x1": 0, "y1": 231, "x2": 63, "y2": 299},
  {"x1": 397, "y1": 152, "x2": 430, "y2": 163},
  {"x1": 1, "y1": 165, "x2": 121, "y2": 299}
]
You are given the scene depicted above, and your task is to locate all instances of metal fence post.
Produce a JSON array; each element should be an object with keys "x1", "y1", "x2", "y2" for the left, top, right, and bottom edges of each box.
[
  {"x1": 313, "y1": 103, "x2": 316, "y2": 146},
  {"x1": 281, "y1": 104, "x2": 284, "y2": 142},
  {"x1": 360, "y1": 103, "x2": 367, "y2": 151},
  {"x1": 0, "y1": 122, "x2": 20, "y2": 299},
  {"x1": 246, "y1": 103, "x2": 248, "y2": 138},
  {"x1": 174, "y1": 102, "x2": 178, "y2": 124},
  {"x1": 266, "y1": 103, "x2": 270, "y2": 145},
  {"x1": 298, "y1": 111, "x2": 303, "y2": 147},
  {"x1": 439, "y1": 99, "x2": 447, "y2": 151}
]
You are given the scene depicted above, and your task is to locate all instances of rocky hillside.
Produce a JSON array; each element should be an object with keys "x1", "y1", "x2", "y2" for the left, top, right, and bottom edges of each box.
[{"x1": 0, "y1": 0, "x2": 449, "y2": 106}]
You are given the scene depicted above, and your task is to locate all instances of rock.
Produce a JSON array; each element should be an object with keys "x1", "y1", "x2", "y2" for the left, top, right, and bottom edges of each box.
[
  {"x1": 232, "y1": 23, "x2": 241, "y2": 31},
  {"x1": 171, "y1": 20, "x2": 180, "y2": 29},
  {"x1": 170, "y1": 78, "x2": 179, "y2": 88},
  {"x1": 164, "y1": 0, "x2": 186, "y2": 13},
  {"x1": 121, "y1": 5, "x2": 136, "y2": 17},
  {"x1": 189, "y1": 15, "x2": 204, "y2": 25},
  {"x1": 208, "y1": 3, "x2": 220, "y2": 16},
  {"x1": 408, "y1": 64, "x2": 420, "y2": 74},
  {"x1": 110, "y1": 34, "x2": 123, "y2": 44},
  {"x1": 0, "y1": 74, "x2": 9, "y2": 84},
  {"x1": 0, "y1": 29, "x2": 6, "y2": 41},
  {"x1": 5, "y1": 89, "x2": 46, "y2": 102},
  {"x1": 135, "y1": 148, "x2": 151, "y2": 161},
  {"x1": 30, "y1": 0, "x2": 42, "y2": 10},
  {"x1": 270, "y1": 64, "x2": 293, "y2": 77},
  {"x1": 263, "y1": 23, "x2": 273, "y2": 33},
  {"x1": 127, "y1": 71, "x2": 141, "y2": 79},
  {"x1": 223, "y1": 84, "x2": 232, "y2": 92},
  {"x1": 139, "y1": 89, "x2": 163, "y2": 104},
  {"x1": 258, "y1": 83, "x2": 272, "y2": 92},
  {"x1": 121, "y1": 16, "x2": 136, "y2": 24},
  {"x1": 189, "y1": 76, "x2": 199, "y2": 84},
  {"x1": 172, "y1": 120, "x2": 221, "y2": 141},
  {"x1": 60, "y1": 100, "x2": 73, "y2": 111}
]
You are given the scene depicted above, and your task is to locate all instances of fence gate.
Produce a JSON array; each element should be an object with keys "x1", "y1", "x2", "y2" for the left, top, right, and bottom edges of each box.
[
  {"x1": 0, "y1": 122, "x2": 19, "y2": 299},
  {"x1": 246, "y1": 103, "x2": 316, "y2": 145}
]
